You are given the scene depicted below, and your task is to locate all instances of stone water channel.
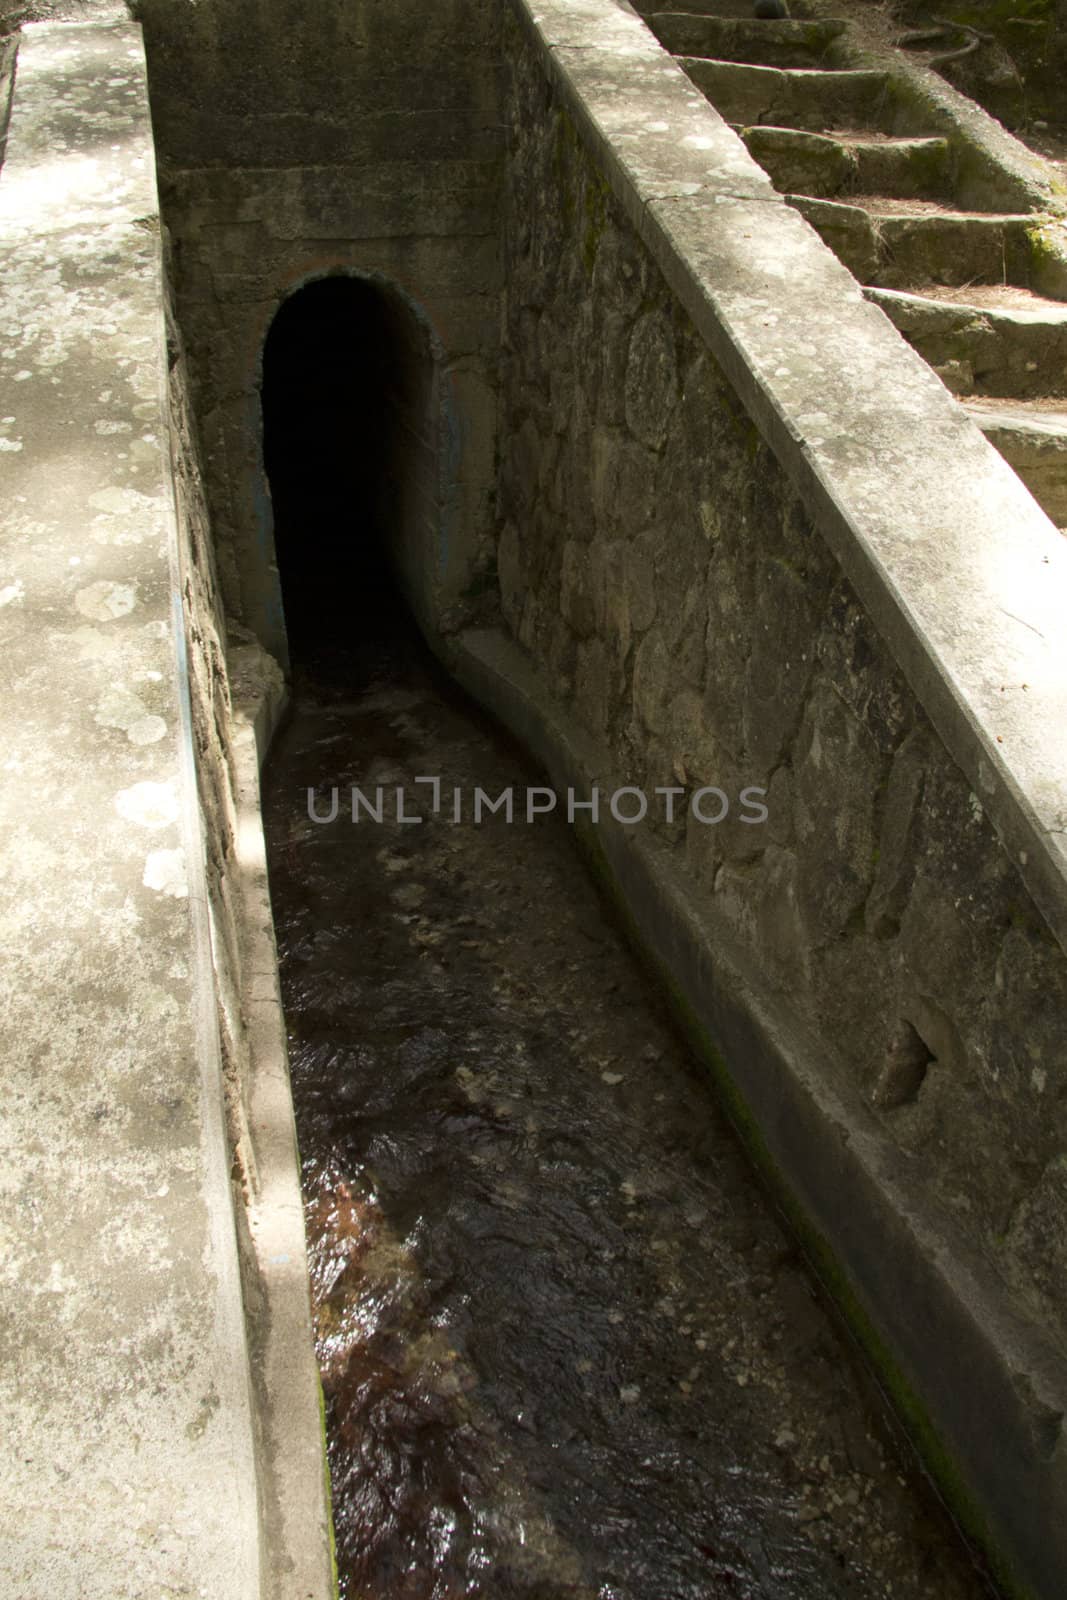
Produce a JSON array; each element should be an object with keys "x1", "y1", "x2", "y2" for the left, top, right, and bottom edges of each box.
[{"x1": 261, "y1": 603, "x2": 998, "y2": 1600}]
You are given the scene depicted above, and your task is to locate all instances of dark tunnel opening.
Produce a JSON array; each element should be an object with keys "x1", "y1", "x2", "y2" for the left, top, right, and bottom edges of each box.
[{"x1": 262, "y1": 274, "x2": 434, "y2": 682}]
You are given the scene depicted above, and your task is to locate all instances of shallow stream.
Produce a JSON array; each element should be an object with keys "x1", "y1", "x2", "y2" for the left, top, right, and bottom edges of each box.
[{"x1": 262, "y1": 620, "x2": 994, "y2": 1600}]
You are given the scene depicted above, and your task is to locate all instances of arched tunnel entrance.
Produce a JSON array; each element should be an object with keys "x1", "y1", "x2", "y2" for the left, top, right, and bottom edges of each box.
[{"x1": 261, "y1": 273, "x2": 436, "y2": 675}]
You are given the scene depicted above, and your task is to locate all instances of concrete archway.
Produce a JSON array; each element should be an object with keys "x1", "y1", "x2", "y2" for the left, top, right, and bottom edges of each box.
[{"x1": 261, "y1": 273, "x2": 448, "y2": 672}]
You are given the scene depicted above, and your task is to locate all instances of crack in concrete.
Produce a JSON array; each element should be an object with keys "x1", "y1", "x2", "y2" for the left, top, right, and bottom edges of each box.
[{"x1": 998, "y1": 605, "x2": 1046, "y2": 640}]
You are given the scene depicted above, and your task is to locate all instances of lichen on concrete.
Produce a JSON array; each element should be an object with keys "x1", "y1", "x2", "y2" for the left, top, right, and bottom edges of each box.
[{"x1": 0, "y1": 12, "x2": 264, "y2": 1596}]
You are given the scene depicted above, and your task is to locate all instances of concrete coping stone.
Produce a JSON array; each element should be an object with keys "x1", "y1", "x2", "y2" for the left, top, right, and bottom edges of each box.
[
  {"x1": 0, "y1": 14, "x2": 270, "y2": 1597},
  {"x1": 508, "y1": 0, "x2": 1067, "y2": 963}
]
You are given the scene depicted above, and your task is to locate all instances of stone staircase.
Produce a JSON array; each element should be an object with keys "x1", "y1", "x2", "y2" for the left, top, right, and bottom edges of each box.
[{"x1": 635, "y1": 1, "x2": 1067, "y2": 530}]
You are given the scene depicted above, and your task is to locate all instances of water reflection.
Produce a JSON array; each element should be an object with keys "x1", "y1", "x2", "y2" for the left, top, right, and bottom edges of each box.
[{"x1": 261, "y1": 625, "x2": 993, "y2": 1600}]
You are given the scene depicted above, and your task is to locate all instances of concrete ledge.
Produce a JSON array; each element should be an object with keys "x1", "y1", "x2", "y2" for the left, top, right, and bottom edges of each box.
[
  {"x1": 0, "y1": 15, "x2": 336, "y2": 1597},
  {"x1": 509, "y1": 0, "x2": 1067, "y2": 969},
  {"x1": 0, "y1": 13, "x2": 264, "y2": 1594},
  {"x1": 450, "y1": 622, "x2": 1067, "y2": 1600},
  {"x1": 227, "y1": 648, "x2": 337, "y2": 1600}
]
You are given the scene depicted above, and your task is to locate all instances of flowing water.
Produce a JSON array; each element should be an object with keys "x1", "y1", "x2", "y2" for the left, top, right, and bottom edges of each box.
[{"x1": 261, "y1": 613, "x2": 995, "y2": 1600}]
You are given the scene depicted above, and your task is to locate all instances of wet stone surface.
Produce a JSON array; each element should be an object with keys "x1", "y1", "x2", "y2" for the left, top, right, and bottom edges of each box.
[{"x1": 261, "y1": 629, "x2": 995, "y2": 1600}]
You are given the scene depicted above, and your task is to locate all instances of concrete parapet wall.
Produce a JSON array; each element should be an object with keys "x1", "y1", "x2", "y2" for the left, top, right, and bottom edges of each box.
[
  {"x1": 440, "y1": 1, "x2": 1067, "y2": 1593},
  {"x1": 0, "y1": 12, "x2": 333, "y2": 1595},
  {"x1": 0, "y1": 12, "x2": 266, "y2": 1595}
]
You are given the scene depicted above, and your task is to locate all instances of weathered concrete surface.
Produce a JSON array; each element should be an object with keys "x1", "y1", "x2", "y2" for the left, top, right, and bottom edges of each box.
[
  {"x1": 0, "y1": 12, "x2": 266, "y2": 1597},
  {"x1": 459, "y1": 1, "x2": 1067, "y2": 1593}
]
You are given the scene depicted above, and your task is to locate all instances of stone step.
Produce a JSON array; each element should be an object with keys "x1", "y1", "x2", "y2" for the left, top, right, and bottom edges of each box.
[
  {"x1": 647, "y1": 12, "x2": 848, "y2": 69},
  {"x1": 740, "y1": 126, "x2": 953, "y2": 201},
  {"x1": 678, "y1": 58, "x2": 896, "y2": 132},
  {"x1": 632, "y1": 0, "x2": 760, "y2": 16},
  {"x1": 965, "y1": 400, "x2": 1067, "y2": 528},
  {"x1": 787, "y1": 194, "x2": 1040, "y2": 291},
  {"x1": 866, "y1": 285, "x2": 1067, "y2": 400}
]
